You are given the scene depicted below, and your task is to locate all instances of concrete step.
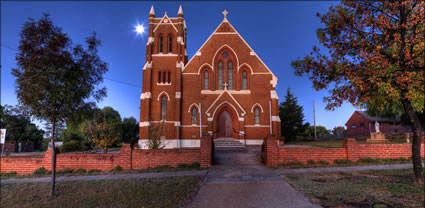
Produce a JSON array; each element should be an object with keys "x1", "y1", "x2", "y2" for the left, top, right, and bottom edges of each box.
[{"x1": 213, "y1": 138, "x2": 247, "y2": 152}]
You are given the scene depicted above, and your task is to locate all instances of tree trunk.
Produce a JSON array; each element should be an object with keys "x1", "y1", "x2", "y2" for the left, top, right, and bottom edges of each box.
[
  {"x1": 402, "y1": 99, "x2": 424, "y2": 184},
  {"x1": 49, "y1": 119, "x2": 57, "y2": 196}
]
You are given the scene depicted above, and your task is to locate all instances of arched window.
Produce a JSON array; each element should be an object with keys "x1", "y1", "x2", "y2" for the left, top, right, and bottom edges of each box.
[
  {"x1": 159, "y1": 36, "x2": 163, "y2": 53},
  {"x1": 228, "y1": 61, "x2": 233, "y2": 90},
  {"x1": 218, "y1": 61, "x2": 223, "y2": 89},
  {"x1": 161, "y1": 96, "x2": 167, "y2": 120},
  {"x1": 204, "y1": 70, "x2": 209, "y2": 90},
  {"x1": 191, "y1": 108, "x2": 197, "y2": 124},
  {"x1": 254, "y1": 108, "x2": 260, "y2": 124},
  {"x1": 242, "y1": 71, "x2": 248, "y2": 90},
  {"x1": 168, "y1": 36, "x2": 172, "y2": 53}
]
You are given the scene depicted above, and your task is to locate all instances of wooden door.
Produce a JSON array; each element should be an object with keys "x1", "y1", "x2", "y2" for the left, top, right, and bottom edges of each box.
[{"x1": 217, "y1": 111, "x2": 232, "y2": 138}]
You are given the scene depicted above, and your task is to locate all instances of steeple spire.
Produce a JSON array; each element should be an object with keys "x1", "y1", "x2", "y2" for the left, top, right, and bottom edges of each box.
[
  {"x1": 178, "y1": 5, "x2": 184, "y2": 17},
  {"x1": 149, "y1": 5, "x2": 155, "y2": 18}
]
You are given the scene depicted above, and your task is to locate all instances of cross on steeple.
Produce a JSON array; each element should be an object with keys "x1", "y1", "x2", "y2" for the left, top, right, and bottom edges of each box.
[
  {"x1": 223, "y1": 82, "x2": 228, "y2": 90},
  {"x1": 222, "y1": 10, "x2": 228, "y2": 19}
]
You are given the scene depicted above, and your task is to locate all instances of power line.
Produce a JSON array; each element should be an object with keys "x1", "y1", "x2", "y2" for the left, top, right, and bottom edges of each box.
[{"x1": 1, "y1": 44, "x2": 142, "y2": 89}]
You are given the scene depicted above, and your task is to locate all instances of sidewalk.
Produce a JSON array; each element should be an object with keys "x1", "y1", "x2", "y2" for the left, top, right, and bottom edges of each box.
[{"x1": 1, "y1": 170, "x2": 208, "y2": 184}]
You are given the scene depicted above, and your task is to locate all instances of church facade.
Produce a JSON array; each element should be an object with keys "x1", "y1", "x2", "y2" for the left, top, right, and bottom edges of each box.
[{"x1": 139, "y1": 6, "x2": 281, "y2": 148}]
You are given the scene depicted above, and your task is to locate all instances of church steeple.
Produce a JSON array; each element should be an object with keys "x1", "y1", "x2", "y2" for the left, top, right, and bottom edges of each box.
[
  {"x1": 178, "y1": 5, "x2": 184, "y2": 18},
  {"x1": 149, "y1": 5, "x2": 155, "y2": 18}
]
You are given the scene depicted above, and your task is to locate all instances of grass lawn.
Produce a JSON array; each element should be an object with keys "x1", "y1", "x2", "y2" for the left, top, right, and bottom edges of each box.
[
  {"x1": 282, "y1": 169, "x2": 424, "y2": 207},
  {"x1": 286, "y1": 137, "x2": 408, "y2": 148},
  {"x1": 1, "y1": 176, "x2": 202, "y2": 208}
]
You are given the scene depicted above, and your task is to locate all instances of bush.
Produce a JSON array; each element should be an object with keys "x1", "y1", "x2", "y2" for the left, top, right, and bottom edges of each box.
[
  {"x1": 307, "y1": 160, "x2": 316, "y2": 165},
  {"x1": 286, "y1": 161, "x2": 304, "y2": 166},
  {"x1": 33, "y1": 166, "x2": 48, "y2": 175},
  {"x1": 318, "y1": 160, "x2": 329, "y2": 165},
  {"x1": 0, "y1": 171, "x2": 17, "y2": 178},
  {"x1": 111, "y1": 165, "x2": 123, "y2": 172},
  {"x1": 73, "y1": 168, "x2": 87, "y2": 174},
  {"x1": 88, "y1": 169, "x2": 101, "y2": 174},
  {"x1": 57, "y1": 168, "x2": 73, "y2": 175},
  {"x1": 334, "y1": 159, "x2": 353, "y2": 164},
  {"x1": 177, "y1": 163, "x2": 189, "y2": 168},
  {"x1": 358, "y1": 157, "x2": 376, "y2": 163}
]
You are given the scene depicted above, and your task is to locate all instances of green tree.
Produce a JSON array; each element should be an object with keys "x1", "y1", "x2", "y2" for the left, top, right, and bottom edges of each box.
[
  {"x1": 291, "y1": 1, "x2": 424, "y2": 183},
  {"x1": 332, "y1": 126, "x2": 347, "y2": 138},
  {"x1": 279, "y1": 88, "x2": 309, "y2": 142},
  {"x1": 121, "y1": 117, "x2": 139, "y2": 145},
  {"x1": 0, "y1": 105, "x2": 44, "y2": 149},
  {"x1": 84, "y1": 107, "x2": 122, "y2": 153},
  {"x1": 12, "y1": 14, "x2": 108, "y2": 195},
  {"x1": 60, "y1": 124, "x2": 90, "y2": 152}
]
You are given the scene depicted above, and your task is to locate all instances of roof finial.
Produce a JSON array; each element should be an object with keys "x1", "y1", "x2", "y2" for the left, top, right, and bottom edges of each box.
[
  {"x1": 164, "y1": 11, "x2": 168, "y2": 16},
  {"x1": 222, "y1": 9, "x2": 228, "y2": 20},
  {"x1": 149, "y1": 5, "x2": 155, "y2": 17},
  {"x1": 178, "y1": 5, "x2": 184, "y2": 17}
]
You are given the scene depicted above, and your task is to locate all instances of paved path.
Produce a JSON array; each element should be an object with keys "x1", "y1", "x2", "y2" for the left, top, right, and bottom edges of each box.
[
  {"x1": 189, "y1": 147, "x2": 320, "y2": 208},
  {"x1": 1, "y1": 170, "x2": 208, "y2": 184},
  {"x1": 275, "y1": 163, "x2": 414, "y2": 175}
]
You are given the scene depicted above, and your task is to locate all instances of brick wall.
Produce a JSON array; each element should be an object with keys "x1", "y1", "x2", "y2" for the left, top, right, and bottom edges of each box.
[
  {"x1": 263, "y1": 136, "x2": 425, "y2": 167},
  {"x1": 1, "y1": 136, "x2": 211, "y2": 175}
]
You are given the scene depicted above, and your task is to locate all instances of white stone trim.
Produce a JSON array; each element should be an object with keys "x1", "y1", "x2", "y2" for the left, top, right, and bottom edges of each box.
[
  {"x1": 152, "y1": 53, "x2": 178, "y2": 57},
  {"x1": 237, "y1": 139, "x2": 264, "y2": 145},
  {"x1": 157, "y1": 91, "x2": 170, "y2": 101},
  {"x1": 250, "y1": 51, "x2": 256, "y2": 56},
  {"x1": 205, "y1": 90, "x2": 247, "y2": 116},
  {"x1": 196, "y1": 63, "x2": 213, "y2": 75},
  {"x1": 175, "y1": 92, "x2": 181, "y2": 98},
  {"x1": 196, "y1": 52, "x2": 201, "y2": 56},
  {"x1": 208, "y1": 131, "x2": 213, "y2": 135},
  {"x1": 270, "y1": 90, "x2": 279, "y2": 99},
  {"x1": 142, "y1": 62, "x2": 152, "y2": 71},
  {"x1": 207, "y1": 117, "x2": 213, "y2": 121},
  {"x1": 214, "y1": 32, "x2": 237, "y2": 34},
  {"x1": 181, "y1": 125, "x2": 208, "y2": 127},
  {"x1": 150, "y1": 120, "x2": 176, "y2": 124},
  {"x1": 188, "y1": 103, "x2": 200, "y2": 113},
  {"x1": 174, "y1": 122, "x2": 181, "y2": 127},
  {"x1": 238, "y1": 63, "x2": 254, "y2": 74},
  {"x1": 140, "y1": 92, "x2": 152, "y2": 99},
  {"x1": 244, "y1": 125, "x2": 270, "y2": 127},
  {"x1": 201, "y1": 90, "x2": 251, "y2": 95},
  {"x1": 152, "y1": 14, "x2": 178, "y2": 33},
  {"x1": 211, "y1": 101, "x2": 243, "y2": 120},
  {"x1": 250, "y1": 103, "x2": 264, "y2": 113},
  {"x1": 239, "y1": 131, "x2": 245, "y2": 135},
  {"x1": 272, "y1": 116, "x2": 281, "y2": 122},
  {"x1": 139, "y1": 122, "x2": 150, "y2": 127},
  {"x1": 238, "y1": 117, "x2": 244, "y2": 121},
  {"x1": 148, "y1": 37, "x2": 154, "y2": 44},
  {"x1": 157, "y1": 82, "x2": 172, "y2": 86},
  {"x1": 176, "y1": 61, "x2": 184, "y2": 69},
  {"x1": 270, "y1": 76, "x2": 278, "y2": 88},
  {"x1": 177, "y1": 36, "x2": 183, "y2": 43},
  {"x1": 211, "y1": 44, "x2": 239, "y2": 73}
]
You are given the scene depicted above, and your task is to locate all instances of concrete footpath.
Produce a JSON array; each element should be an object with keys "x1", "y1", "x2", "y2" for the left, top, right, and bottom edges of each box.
[{"x1": 189, "y1": 148, "x2": 320, "y2": 208}]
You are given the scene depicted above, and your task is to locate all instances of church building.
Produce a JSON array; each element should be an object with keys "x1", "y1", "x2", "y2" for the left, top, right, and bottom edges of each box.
[{"x1": 139, "y1": 6, "x2": 281, "y2": 148}]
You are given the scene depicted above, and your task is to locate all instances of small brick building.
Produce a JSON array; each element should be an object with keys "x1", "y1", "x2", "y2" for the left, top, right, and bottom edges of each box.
[
  {"x1": 345, "y1": 111, "x2": 411, "y2": 137},
  {"x1": 139, "y1": 6, "x2": 281, "y2": 148}
]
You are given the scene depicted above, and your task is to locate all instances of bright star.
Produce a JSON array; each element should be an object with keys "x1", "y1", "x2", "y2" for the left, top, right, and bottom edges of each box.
[{"x1": 135, "y1": 24, "x2": 145, "y2": 35}]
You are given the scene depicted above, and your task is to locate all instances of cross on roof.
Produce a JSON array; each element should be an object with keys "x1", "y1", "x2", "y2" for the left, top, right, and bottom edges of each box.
[
  {"x1": 223, "y1": 82, "x2": 228, "y2": 90},
  {"x1": 222, "y1": 10, "x2": 228, "y2": 19}
]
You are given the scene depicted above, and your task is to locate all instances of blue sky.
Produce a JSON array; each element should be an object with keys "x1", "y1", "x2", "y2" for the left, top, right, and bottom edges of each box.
[{"x1": 1, "y1": 1, "x2": 358, "y2": 130}]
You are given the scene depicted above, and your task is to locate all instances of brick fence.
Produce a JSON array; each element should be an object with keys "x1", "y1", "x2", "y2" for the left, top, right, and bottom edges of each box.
[
  {"x1": 262, "y1": 135, "x2": 425, "y2": 167},
  {"x1": 1, "y1": 136, "x2": 212, "y2": 175}
]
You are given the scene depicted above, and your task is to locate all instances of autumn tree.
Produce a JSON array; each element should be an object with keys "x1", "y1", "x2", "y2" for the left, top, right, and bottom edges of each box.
[
  {"x1": 12, "y1": 14, "x2": 108, "y2": 195},
  {"x1": 291, "y1": 1, "x2": 424, "y2": 183}
]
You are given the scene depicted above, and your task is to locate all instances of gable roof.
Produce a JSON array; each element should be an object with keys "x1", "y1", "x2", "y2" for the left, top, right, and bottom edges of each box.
[
  {"x1": 183, "y1": 16, "x2": 276, "y2": 77},
  {"x1": 353, "y1": 111, "x2": 400, "y2": 123}
]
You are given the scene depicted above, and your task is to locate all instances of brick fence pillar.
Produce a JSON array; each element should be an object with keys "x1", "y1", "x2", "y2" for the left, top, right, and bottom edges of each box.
[
  {"x1": 263, "y1": 134, "x2": 279, "y2": 167},
  {"x1": 120, "y1": 143, "x2": 133, "y2": 170},
  {"x1": 200, "y1": 135, "x2": 212, "y2": 167},
  {"x1": 344, "y1": 138, "x2": 360, "y2": 161}
]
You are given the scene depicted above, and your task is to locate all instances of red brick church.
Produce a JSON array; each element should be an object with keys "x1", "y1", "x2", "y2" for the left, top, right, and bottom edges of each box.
[{"x1": 139, "y1": 6, "x2": 281, "y2": 148}]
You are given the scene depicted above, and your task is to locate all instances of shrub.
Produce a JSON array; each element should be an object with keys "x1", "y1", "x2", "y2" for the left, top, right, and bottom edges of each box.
[
  {"x1": 190, "y1": 162, "x2": 201, "y2": 168},
  {"x1": 286, "y1": 161, "x2": 304, "y2": 166},
  {"x1": 358, "y1": 157, "x2": 376, "y2": 163},
  {"x1": 0, "y1": 171, "x2": 17, "y2": 178},
  {"x1": 57, "y1": 168, "x2": 73, "y2": 175},
  {"x1": 88, "y1": 169, "x2": 101, "y2": 174},
  {"x1": 74, "y1": 168, "x2": 87, "y2": 174},
  {"x1": 334, "y1": 159, "x2": 353, "y2": 164},
  {"x1": 177, "y1": 163, "x2": 189, "y2": 168},
  {"x1": 33, "y1": 166, "x2": 48, "y2": 175},
  {"x1": 111, "y1": 165, "x2": 123, "y2": 172},
  {"x1": 307, "y1": 160, "x2": 316, "y2": 165},
  {"x1": 318, "y1": 160, "x2": 329, "y2": 165}
]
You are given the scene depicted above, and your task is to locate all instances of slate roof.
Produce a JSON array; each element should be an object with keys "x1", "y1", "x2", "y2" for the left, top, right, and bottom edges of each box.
[{"x1": 356, "y1": 111, "x2": 400, "y2": 123}]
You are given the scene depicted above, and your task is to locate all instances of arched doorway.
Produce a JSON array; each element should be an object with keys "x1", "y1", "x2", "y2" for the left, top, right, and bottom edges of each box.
[{"x1": 217, "y1": 111, "x2": 232, "y2": 138}]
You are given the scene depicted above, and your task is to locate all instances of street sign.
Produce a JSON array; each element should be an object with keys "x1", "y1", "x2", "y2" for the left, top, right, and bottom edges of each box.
[{"x1": 0, "y1": 129, "x2": 6, "y2": 144}]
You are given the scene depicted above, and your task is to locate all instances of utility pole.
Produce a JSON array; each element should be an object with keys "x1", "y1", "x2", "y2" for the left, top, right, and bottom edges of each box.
[{"x1": 313, "y1": 100, "x2": 317, "y2": 140}]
